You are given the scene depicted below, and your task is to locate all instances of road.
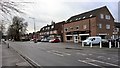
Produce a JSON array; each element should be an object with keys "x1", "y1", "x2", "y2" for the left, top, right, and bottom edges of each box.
[{"x1": 8, "y1": 41, "x2": 120, "y2": 68}]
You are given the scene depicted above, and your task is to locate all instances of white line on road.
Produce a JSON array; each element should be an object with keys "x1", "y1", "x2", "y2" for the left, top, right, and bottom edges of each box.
[
  {"x1": 76, "y1": 52, "x2": 87, "y2": 56},
  {"x1": 47, "y1": 51, "x2": 64, "y2": 57},
  {"x1": 86, "y1": 58, "x2": 120, "y2": 67},
  {"x1": 78, "y1": 60, "x2": 100, "y2": 67}
]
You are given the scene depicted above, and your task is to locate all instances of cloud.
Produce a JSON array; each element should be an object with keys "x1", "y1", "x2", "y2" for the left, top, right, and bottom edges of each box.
[{"x1": 5, "y1": 0, "x2": 119, "y2": 33}]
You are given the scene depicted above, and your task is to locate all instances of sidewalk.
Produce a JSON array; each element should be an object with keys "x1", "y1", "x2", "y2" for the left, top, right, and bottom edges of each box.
[{"x1": 1, "y1": 42, "x2": 31, "y2": 67}]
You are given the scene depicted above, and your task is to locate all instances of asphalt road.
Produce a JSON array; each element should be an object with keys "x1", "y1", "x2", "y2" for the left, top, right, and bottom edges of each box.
[{"x1": 8, "y1": 41, "x2": 120, "y2": 68}]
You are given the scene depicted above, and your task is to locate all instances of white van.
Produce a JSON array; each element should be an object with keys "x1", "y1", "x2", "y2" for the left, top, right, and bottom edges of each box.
[{"x1": 82, "y1": 36, "x2": 101, "y2": 45}]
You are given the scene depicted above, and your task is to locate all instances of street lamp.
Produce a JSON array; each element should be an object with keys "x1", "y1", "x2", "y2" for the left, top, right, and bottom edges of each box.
[
  {"x1": 29, "y1": 17, "x2": 37, "y2": 43},
  {"x1": 29, "y1": 17, "x2": 36, "y2": 32}
]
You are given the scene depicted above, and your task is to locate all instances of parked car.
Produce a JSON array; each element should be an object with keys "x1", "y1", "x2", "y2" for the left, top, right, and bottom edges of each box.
[
  {"x1": 49, "y1": 38, "x2": 60, "y2": 43},
  {"x1": 82, "y1": 36, "x2": 101, "y2": 45},
  {"x1": 41, "y1": 38, "x2": 50, "y2": 42}
]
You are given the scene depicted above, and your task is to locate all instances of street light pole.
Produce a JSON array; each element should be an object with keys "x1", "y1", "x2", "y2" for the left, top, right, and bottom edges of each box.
[
  {"x1": 29, "y1": 17, "x2": 36, "y2": 32},
  {"x1": 29, "y1": 17, "x2": 37, "y2": 43}
]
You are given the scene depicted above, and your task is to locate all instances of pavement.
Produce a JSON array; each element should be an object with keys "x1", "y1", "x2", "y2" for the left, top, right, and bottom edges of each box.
[{"x1": 1, "y1": 41, "x2": 31, "y2": 68}]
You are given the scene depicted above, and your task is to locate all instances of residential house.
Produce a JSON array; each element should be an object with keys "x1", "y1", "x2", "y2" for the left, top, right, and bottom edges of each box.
[
  {"x1": 63, "y1": 6, "x2": 114, "y2": 43},
  {"x1": 39, "y1": 21, "x2": 65, "y2": 41}
]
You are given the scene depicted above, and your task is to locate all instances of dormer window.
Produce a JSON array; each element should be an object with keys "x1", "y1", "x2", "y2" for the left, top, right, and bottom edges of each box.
[
  {"x1": 76, "y1": 18, "x2": 78, "y2": 20},
  {"x1": 78, "y1": 18, "x2": 81, "y2": 20},
  {"x1": 83, "y1": 16, "x2": 86, "y2": 19},
  {"x1": 51, "y1": 25, "x2": 54, "y2": 29},
  {"x1": 70, "y1": 20, "x2": 72, "y2": 22},
  {"x1": 90, "y1": 14, "x2": 93, "y2": 17}
]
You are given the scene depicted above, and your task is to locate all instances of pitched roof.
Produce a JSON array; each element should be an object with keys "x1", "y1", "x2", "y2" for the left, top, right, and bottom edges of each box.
[{"x1": 66, "y1": 6, "x2": 113, "y2": 23}]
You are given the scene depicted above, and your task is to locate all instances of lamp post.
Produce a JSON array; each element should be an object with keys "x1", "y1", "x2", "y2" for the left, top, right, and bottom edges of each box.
[
  {"x1": 29, "y1": 17, "x2": 37, "y2": 43},
  {"x1": 29, "y1": 17, "x2": 36, "y2": 32}
]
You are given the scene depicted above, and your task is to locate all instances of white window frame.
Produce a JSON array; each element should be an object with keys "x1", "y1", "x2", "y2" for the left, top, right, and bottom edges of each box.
[
  {"x1": 83, "y1": 25, "x2": 87, "y2": 29},
  {"x1": 98, "y1": 24, "x2": 102, "y2": 29},
  {"x1": 105, "y1": 15, "x2": 110, "y2": 20},
  {"x1": 100, "y1": 14, "x2": 104, "y2": 19},
  {"x1": 106, "y1": 24, "x2": 110, "y2": 29}
]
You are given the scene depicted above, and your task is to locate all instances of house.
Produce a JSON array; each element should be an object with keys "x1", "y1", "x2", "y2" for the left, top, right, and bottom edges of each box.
[
  {"x1": 39, "y1": 21, "x2": 65, "y2": 41},
  {"x1": 112, "y1": 22, "x2": 120, "y2": 39},
  {"x1": 63, "y1": 6, "x2": 114, "y2": 43}
]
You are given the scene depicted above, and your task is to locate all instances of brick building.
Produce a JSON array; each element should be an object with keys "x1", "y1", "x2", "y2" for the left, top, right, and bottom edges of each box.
[
  {"x1": 112, "y1": 22, "x2": 120, "y2": 39},
  {"x1": 63, "y1": 6, "x2": 114, "y2": 43},
  {"x1": 39, "y1": 21, "x2": 65, "y2": 41}
]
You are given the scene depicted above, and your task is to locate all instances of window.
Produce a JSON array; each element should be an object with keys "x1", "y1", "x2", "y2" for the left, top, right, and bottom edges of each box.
[
  {"x1": 76, "y1": 18, "x2": 78, "y2": 20},
  {"x1": 70, "y1": 20, "x2": 72, "y2": 22},
  {"x1": 79, "y1": 18, "x2": 81, "y2": 19},
  {"x1": 51, "y1": 25, "x2": 54, "y2": 29},
  {"x1": 105, "y1": 15, "x2": 110, "y2": 20},
  {"x1": 83, "y1": 25, "x2": 87, "y2": 29},
  {"x1": 98, "y1": 24, "x2": 102, "y2": 29},
  {"x1": 90, "y1": 14, "x2": 93, "y2": 17},
  {"x1": 65, "y1": 28, "x2": 68, "y2": 31},
  {"x1": 76, "y1": 26, "x2": 79, "y2": 30},
  {"x1": 100, "y1": 14, "x2": 104, "y2": 19},
  {"x1": 83, "y1": 16, "x2": 86, "y2": 19},
  {"x1": 106, "y1": 24, "x2": 110, "y2": 29}
]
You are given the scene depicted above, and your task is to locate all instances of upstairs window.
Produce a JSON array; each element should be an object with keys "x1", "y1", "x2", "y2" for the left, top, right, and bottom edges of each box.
[
  {"x1": 100, "y1": 14, "x2": 104, "y2": 19},
  {"x1": 89, "y1": 14, "x2": 93, "y2": 17},
  {"x1": 78, "y1": 18, "x2": 81, "y2": 20},
  {"x1": 51, "y1": 25, "x2": 54, "y2": 29},
  {"x1": 83, "y1": 16, "x2": 86, "y2": 19},
  {"x1": 83, "y1": 25, "x2": 87, "y2": 29},
  {"x1": 70, "y1": 27, "x2": 73, "y2": 30},
  {"x1": 98, "y1": 24, "x2": 102, "y2": 29},
  {"x1": 105, "y1": 15, "x2": 110, "y2": 20},
  {"x1": 106, "y1": 24, "x2": 110, "y2": 29}
]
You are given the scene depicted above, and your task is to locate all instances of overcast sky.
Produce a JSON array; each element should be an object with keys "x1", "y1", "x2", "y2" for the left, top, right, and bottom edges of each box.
[{"x1": 3, "y1": 0, "x2": 120, "y2": 33}]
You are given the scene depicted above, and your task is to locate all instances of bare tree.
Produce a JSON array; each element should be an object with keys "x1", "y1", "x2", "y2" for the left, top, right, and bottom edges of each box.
[{"x1": 0, "y1": 0, "x2": 24, "y2": 15}]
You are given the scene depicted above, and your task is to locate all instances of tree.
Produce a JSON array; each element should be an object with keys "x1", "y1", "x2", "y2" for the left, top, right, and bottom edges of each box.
[
  {"x1": 7, "y1": 16, "x2": 28, "y2": 41},
  {"x1": 0, "y1": 0, "x2": 24, "y2": 16}
]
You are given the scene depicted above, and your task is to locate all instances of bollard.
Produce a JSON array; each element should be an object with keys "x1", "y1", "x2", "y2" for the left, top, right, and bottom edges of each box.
[
  {"x1": 100, "y1": 41, "x2": 102, "y2": 48},
  {"x1": 109, "y1": 41, "x2": 112, "y2": 48},
  {"x1": 82, "y1": 42, "x2": 84, "y2": 47},
  {"x1": 118, "y1": 42, "x2": 120, "y2": 48},
  {"x1": 7, "y1": 43, "x2": 9, "y2": 48},
  {"x1": 90, "y1": 42, "x2": 92, "y2": 48}
]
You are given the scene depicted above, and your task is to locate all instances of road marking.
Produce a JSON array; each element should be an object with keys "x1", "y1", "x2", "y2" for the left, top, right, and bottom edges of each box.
[
  {"x1": 89, "y1": 54, "x2": 93, "y2": 55},
  {"x1": 76, "y1": 52, "x2": 87, "y2": 56},
  {"x1": 53, "y1": 53, "x2": 64, "y2": 57},
  {"x1": 47, "y1": 51, "x2": 64, "y2": 57},
  {"x1": 51, "y1": 50, "x2": 71, "y2": 56},
  {"x1": 78, "y1": 60, "x2": 100, "y2": 67},
  {"x1": 97, "y1": 56, "x2": 104, "y2": 58},
  {"x1": 86, "y1": 58, "x2": 120, "y2": 67}
]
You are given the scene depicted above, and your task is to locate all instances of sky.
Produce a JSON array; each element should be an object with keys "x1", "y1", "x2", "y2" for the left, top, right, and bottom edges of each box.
[{"x1": 1, "y1": 0, "x2": 120, "y2": 33}]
